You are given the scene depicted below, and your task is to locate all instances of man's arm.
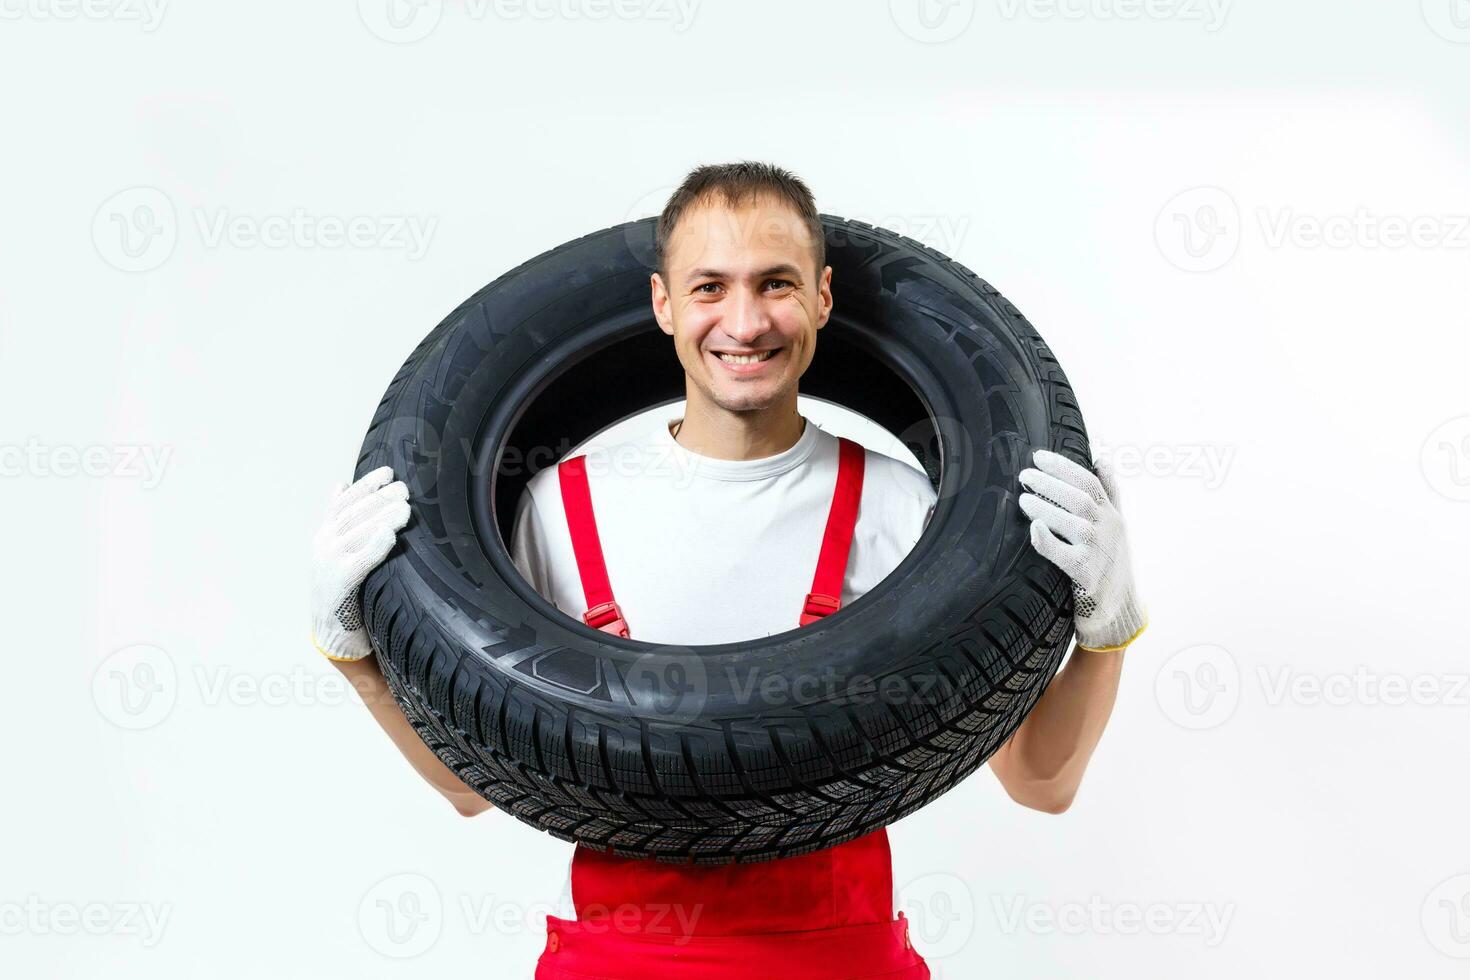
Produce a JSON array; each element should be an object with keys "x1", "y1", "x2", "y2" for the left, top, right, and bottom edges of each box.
[
  {"x1": 988, "y1": 646, "x2": 1124, "y2": 813},
  {"x1": 311, "y1": 466, "x2": 493, "y2": 817},
  {"x1": 332, "y1": 656, "x2": 494, "y2": 817},
  {"x1": 992, "y1": 448, "x2": 1147, "y2": 813}
]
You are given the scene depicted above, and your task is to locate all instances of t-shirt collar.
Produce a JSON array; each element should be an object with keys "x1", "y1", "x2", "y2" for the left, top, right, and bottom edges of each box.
[{"x1": 656, "y1": 414, "x2": 820, "y2": 482}]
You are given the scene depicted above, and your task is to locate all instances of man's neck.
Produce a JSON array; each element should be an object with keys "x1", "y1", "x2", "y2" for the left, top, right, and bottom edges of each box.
[{"x1": 670, "y1": 400, "x2": 806, "y2": 461}]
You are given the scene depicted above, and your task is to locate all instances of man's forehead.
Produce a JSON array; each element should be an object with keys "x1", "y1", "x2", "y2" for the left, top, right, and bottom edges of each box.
[{"x1": 667, "y1": 197, "x2": 816, "y2": 267}]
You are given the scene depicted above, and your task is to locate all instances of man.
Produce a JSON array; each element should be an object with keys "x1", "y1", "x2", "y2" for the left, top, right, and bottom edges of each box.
[{"x1": 311, "y1": 162, "x2": 1146, "y2": 978}]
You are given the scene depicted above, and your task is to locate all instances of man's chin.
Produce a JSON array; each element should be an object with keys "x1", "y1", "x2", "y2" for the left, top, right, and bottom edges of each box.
[{"x1": 708, "y1": 386, "x2": 789, "y2": 415}]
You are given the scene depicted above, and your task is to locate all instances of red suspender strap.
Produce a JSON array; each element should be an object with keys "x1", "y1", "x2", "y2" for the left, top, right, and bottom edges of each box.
[
  {"x1": 801, "y1": 436, "x2": 866, "y2": 626},
  {"x1": 558, "y1": 436, "x2": 862, "y2": 637},
  {"x1": 557, "y1": 454, "x2": 630, "y2": 638}
]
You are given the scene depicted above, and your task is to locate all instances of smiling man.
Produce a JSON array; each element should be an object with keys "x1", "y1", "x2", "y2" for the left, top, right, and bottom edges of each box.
[{"x1": 311, "y1": 161, "x2": 1147, "y2": 979}]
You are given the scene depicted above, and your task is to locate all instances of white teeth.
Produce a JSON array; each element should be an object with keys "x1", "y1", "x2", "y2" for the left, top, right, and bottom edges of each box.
[{"x1": 715, "y1": 350, "x2": 777, "y2": 365}]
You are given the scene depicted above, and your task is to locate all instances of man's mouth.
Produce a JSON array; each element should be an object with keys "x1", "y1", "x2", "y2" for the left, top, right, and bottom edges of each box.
[{"x1": 713, "y1": 349, "x2": 779, "y2": 365}]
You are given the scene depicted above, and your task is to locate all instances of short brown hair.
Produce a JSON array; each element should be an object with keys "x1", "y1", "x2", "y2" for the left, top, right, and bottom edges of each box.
[{"x1": 655, "y1": 161, "x2": 825, "y2": 281}]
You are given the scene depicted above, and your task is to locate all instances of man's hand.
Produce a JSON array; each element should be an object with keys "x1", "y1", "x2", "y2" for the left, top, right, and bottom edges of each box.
[
  {"x1": 1019, "y1": 449, "x2": 1147, "y2": 653},
  {"x1": 311, "y1": 466, "x2": 410, "y2": 662}
]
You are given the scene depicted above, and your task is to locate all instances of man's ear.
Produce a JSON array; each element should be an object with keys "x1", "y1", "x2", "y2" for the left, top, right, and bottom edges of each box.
[
  {"x1": 815, "y1": 265, "x2": 834, "y2": 329},
  {"x1": 651, "y1": 272, "x2": 674, "y2": 336}
]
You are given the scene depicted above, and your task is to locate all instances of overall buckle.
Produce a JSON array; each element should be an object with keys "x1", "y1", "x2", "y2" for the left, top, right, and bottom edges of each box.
[
  {"x1": 799, "y1": 592, "x2": 841, "y2": 626},
  {"x1": 582, "y1": 600, "x2": 630, "y2": 638}
]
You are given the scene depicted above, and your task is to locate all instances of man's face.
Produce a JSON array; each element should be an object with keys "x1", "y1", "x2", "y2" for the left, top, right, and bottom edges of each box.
[{"x1": 651, "y1": 194, "x2": 833, "y2": 416}]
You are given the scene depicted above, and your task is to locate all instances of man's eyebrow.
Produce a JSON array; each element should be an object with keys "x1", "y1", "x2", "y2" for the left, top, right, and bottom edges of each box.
[{"x1": 684, "y1": 263, "x2": 805, "y2": 285}]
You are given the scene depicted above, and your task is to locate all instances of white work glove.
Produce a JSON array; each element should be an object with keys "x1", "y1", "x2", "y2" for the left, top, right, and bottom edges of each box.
[
  {"x1": 1019, "y1": 449, "x2": 1147, "y2": 653},
  {"x1": 311, "y1": 466, "x2": 411, "y2": 662}
]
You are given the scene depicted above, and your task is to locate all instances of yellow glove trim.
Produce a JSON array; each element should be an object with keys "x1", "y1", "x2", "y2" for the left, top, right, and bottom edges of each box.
[
  {"x1": 312, "y1": 632, "x2": 369, "y2": 663},
  {"x1": 1075, "y1": 618, "x2": 1149, "y2": 654}
]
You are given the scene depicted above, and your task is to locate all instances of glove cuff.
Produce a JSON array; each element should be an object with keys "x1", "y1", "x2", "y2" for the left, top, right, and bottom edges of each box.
[
  {"x1": 1074, "y1": 588, "x2": 1148, "y2": 653},
  {"x1": 312, "y1": 620, "x2": 374, "y2": 663}
]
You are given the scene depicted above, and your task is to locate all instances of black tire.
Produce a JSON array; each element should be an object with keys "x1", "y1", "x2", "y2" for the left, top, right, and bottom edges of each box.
[{"x1": 357, "y1": 215, "x2": 1089, "y2": 864}]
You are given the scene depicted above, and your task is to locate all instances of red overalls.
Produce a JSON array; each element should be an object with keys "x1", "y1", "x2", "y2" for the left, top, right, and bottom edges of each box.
[{"x1": 535, "y1": 436, "x2": 930, "y2": 980}]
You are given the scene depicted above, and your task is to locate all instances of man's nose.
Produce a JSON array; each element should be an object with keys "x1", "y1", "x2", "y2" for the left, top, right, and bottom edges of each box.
[{"x1": 723, "y1": 286, "x2": 769, "y2": 342}]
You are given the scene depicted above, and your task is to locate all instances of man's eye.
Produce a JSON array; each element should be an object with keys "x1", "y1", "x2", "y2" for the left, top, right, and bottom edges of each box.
[
  {"x1": 765, "y1": 279, "x2": 794, "y2": 290},
  {"x1": 695, "y1": 283, "x2": 722, "y2": 294}
]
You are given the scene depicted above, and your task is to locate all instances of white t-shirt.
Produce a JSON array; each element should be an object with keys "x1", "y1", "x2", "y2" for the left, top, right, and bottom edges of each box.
[{"x1": 508, "y1": 412, "x2": 937, "y2": 646}]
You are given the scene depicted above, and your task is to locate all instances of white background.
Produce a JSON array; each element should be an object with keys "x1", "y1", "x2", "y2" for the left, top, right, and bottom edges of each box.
[{"x1": 2, "y1": 1, "x2": 1468, "y2": 977}]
